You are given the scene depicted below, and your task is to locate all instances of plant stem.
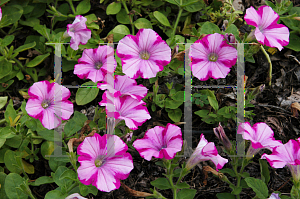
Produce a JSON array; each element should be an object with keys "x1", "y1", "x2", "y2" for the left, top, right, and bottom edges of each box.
[
  {"x1": 171, "y1": 7, "x2": 183, "y2": 39},
  {"x1": 122, "y1": 0, "x2": 135, "y2": 35},
  {"x1": 260, "y1": 45, "x2": 272, "y2": 86},
  {"x1": 67, "y1": 0, "x2": 76, "y2": 15},
  {"x1": 13, "y1": 58, "x2": 27, "y2": 74}
]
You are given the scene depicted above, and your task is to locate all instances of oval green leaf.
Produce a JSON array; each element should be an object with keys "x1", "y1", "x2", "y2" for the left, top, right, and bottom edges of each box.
[
  {"x1": 116, "y1": 9, "x2": 130, "y2": 24},
  {"x1": 75, "y1": 81, "x2": 99, "y2": 105},
  {"x1": 106, "y1": 2, "x2": 121, "y2": 15},
  {"x1": 5, "y1": 173, "x2": 28, "y2": 199},
  {"x1": 153, "y1": 11, "x2": 171, "y2": 27},
  {"x1": 134, "y1": 18, "x2": 153, "y2": 29}
]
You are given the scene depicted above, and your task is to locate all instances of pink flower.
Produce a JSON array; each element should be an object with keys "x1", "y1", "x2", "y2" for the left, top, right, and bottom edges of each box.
[
  {"x1": 65, "y1": 193, "x2": 87, "y2": 199},
  {"x1": 99, "y1": 94, "x2": 151, "y2": 130},
  {"x1": 0, "y1": 8, "x2": 2, "y2": 21},
  {"x1": 186, "y1": 134, "x2": 228, "y2": 171},
  {"x1": 268, "y1": 193, "x2": 280, "y2": 199},
  {"x1": 116, "y1": 29, "x2": 171, "y2": 79},
  {"x1": 25, "y1": 81, "x2": 73, "y2": 130},
  {"x1": 244, "y1": 6, "x2": 289, "y2": 51},
  {"x1": 262, "y1": 139, "x2": 300, "y2": 182},
  {"x1": 237, "y1": 122, "x2": 282, "y2": 159},
  {"x1": 67, "y1": 15, "x2": 91, "y2": 50},
  {"x1": 189, "y1": 33, "x2": 237, "y2": 81},
  {"x1": 74, "y1": 45, "x2": 116, "y2": 83},
  {"x1": 132, "y1": 123, "x2": 183, "y2": 161},
  {"x1": 77, "y1": 133, "x2": 134, "y2": 192},
  {"x1": 98, "y1": 74, "x2": 148, "y2": 101}
]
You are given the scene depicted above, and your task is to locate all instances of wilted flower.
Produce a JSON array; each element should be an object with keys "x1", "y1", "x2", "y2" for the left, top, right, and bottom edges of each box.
[
  {"x1": 262, "y1": 139, "x2": 300, "y2": 183},
  {"x1": 213, "y1": 123, "x2": 232, "y2": 151},
  {"x1": 244, "y1": 6, "x2": 289, "y2": 51},
  {"x1": 67, "y1": 15, "x2": 91, "y2": 50},
  {"x1": 98, "y1": 74, "x2": 148, "y2": 101},
  {"x1": 99, "y1": 94, "x2": 151, "y2": 130},
  {"x1": 65, "y1": 193, "x2": 87, "y2": 199},
  {"x1": 116, "y1": 29, "x2": 171, "y2": 79},
  {"x1": 26, "y1": 81, "x2": 73, "y2": 130},
  {"x1": 237, "y1": 122, "x2": 282, "y2": 159},
  {"x1": 186, "y1": 134, "x2": 228, "y2": 171},
  {"x1": 77, "y1": 133, "x2": 134, "y2": 192},
  {"x1": 74, "y1": 45, "x2": 116, "y2": 83},
  {"x1": 133, "y1": 123, "x2": 183, "y2": 161},
  {"x1": 189, "y1": 33, "x2": 237, "y2": 81},
  {"x1": 224, "y1": 33, "x2": 236, "y2": 45}
]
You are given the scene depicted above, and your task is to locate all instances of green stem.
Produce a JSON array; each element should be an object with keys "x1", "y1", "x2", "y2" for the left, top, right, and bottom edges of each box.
[
  {"x1": 13, "y1": 58, "x2": 27, "y2": 74},
  {"x1": 122, "y1": 0, "x2": 135, "y2": 35},
  {"x1": 171, "y1": 7, "x2": 183, "y2": 39},
  {"x1": 67, "y1": 0, "x2": 76, "y2": 15},
  {"x1": 260, "y1": 45, "x2": 272, "y2": 86}
]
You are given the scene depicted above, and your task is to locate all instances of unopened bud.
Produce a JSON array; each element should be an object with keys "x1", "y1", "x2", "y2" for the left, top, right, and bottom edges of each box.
[
  {"x1": 224, "y1": 33, "x2": 236, "y2": 44},
  {"x1": 213, "y1": 123, "x2": 232, "y2": 151}
]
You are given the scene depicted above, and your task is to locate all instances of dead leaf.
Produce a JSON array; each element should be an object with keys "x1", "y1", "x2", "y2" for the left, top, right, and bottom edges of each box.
[
  {"x1": 174, "y1": 50, "x2": 185, "y2": 61},
  {"x1": 291, "y1": 102, "x2": 300, "y2": 117},
  {"x1": 279, "y1": 91, "x2": 300, "y2": 107},
  {"x1": 266, "y1": 117, "x2": 284, "y2": 137},
  {"x1": 120, "y1": 182, "x2": 153, "y2": 197}
]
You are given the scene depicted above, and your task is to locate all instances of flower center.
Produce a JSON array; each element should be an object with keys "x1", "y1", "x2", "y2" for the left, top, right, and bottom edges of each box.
[
  {"x1": 140, "y1": 51, "x2": 150, "y2": 60},
  {"x1": 69, "y1": 28, "x2": 75, "y2": 32},
  {"x1": 95, "y1": 61, "x2": 103, "y2": 70},
  {"x1": 41, "y1": 101, "x2": 50, "y2": 109},
  {"x1": 208, "y1": 53, "x2": 218, "y2": 62},
  {"x1": 94, "y1": 156, "x2": 106, "y2": 167}
]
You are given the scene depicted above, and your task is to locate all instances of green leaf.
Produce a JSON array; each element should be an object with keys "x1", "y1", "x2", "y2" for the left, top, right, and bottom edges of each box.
[
  {"x1": 0, "y1": 127, "x2": 15, "y2": 139},
  {"x1": 45, "y1": 190, "x2": 68, "y2": 199},
  {"x1": 110, "y1": 25, "x2": 131, "y2": 42},
  {"x1": 245, "y1": 177, "x2": 268, "y2": 199},
  {"x1": 26, "y1": 53, "x2": 50, "y2": 67},
  {"x1": 0, "y1": 60, "x2": 12, "y2": 79},
  {"x1": 5, "y1": 173, "x2": 28, "y2": 199},
  {"x1": 76, "y1": 0, "x2": 91, "y2": 15},
  {"x1": 4, "y1": 103, "x2": 16, "y2": 125},
  {"x1": 175, "y1": 182, "x2": 190, "y2": 189},
  {"x1": 183, "y1": 1, "x2": 205, "y2": 13},
  {"x1": 53, "y1": 166, "x2": 74, "y2": 188},
  {"x1": 106, "y1": 2, "x2": 121, "y2": 15},
  {"x1": 264, "y1": 1, "x2": 276, "y2": 9},
  {"x1": 79, "y1": 184, "x2": 98, "y2": 196},
  {"x1": 194, "y1": 109, "x2": 209, "y2": 117},
  {"x1": 31, "y1": 176, "x2": 54, "y2": 186},
  {"x1": 216, "y1": 193, "x2": 236, "y2": 199},
  {"x1": 75, "y1": 81, "x2": 99, "y2": 105},
  {"x1": 165, "y1": 98, "x2": 183, "y2": 109},
  {"x1": 22, "y1": 159, "x2": 34, "y2": 174},
  {"x1": 59, "y1": 169, "x2": 77, "y2": 181},
  {"x1": 1, "y1": 5, "x2": 23, "y2": 26},
  {"x1": 225, "y1": 24, "x2": 239, "y2": 40},
  {"x1": 62, "y1": 58, "x2": 77, "y2": 72},
  {"x1": 285, "y1": 33, "x2": 300, "y2": 52},
  {"x1": 41, "y1": 141, "x2": 55, "y2": 160},
  {"x1": 199, "y1": 21, "x2": 221, "y2": 35},
  {"x1": 230, "y1": 185, "x2": 242, "y2": 195},
  {"x1": 0, "y1": 172, "x2": 8, "y2": 199},
  {"x1": 177, "y1": 189, "x2": 197, "y2": 199},
  {"x1": 153, "y1": 11, "x2": 171, "y2": 27},
  {"x1": 116, "y1": 9, "x2": 130, "y2": 24},
  {"x1": 1, "y1": 35, "x2": 15, "y2": 47},
  {"x1": 219, "y1": 168, "x2": 236, "y2": 177},
  {"x1": 134, "y1": 18, "x2": 153, "y2": 29},
  {"x1": 14, "y1": 42, "x2": 36, "y2": 54},
  {"x1": 150, "y1": 178, "x2": 172, "y2": 190},
  {"x1": 0, "y1": 96, "x2": 8, "y2": 110},
  {"x1": 259, "y1": 159, "x2": 270, "y2": 185},
  {"x1": 166, "y1": 108, "x2": 182, "y2": 122},
  {"x1": 165, "y1": 0, "x2": 180, "y2": 5},
  {"x1": 208, "y1": 96, "x2": 219, "y2": 111},
  {"x1": 64, "y1": 120, "x2": 82, "y2": 137},
  {"x1": 4, "y1": 150, "x2": 23, "y2": 174},
  {"x1": 5, "y1": 134, "x2": 22, "y2": 148},
  {"x1": 33, "y1": 24, "x2": 51, "y2": 40}
]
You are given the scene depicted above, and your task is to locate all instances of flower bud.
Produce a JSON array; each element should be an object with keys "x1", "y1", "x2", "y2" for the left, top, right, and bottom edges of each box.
[
  {"x1": 224, "y1": 33, "x2": 236, "y2": 44},
  {"x1": 213, "y1": 123, "x2": 232, "y2": 151}
]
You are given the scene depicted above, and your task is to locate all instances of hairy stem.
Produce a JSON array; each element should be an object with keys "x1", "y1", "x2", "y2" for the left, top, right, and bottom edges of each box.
[
  {"x1": 122, "y1": 0, "x2": 135, "y2": 35},
  {"x1": 260, "y1": 45, "x2": 272, "y2": 86}
]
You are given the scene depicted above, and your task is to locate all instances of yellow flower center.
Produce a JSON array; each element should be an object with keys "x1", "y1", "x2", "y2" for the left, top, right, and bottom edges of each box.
[
  {"x1": 208, "y1": 53, "x2": 218, "y2": 62},
  {"x1": 140, "y1": 51, "x2": 150, "y2": 60}
]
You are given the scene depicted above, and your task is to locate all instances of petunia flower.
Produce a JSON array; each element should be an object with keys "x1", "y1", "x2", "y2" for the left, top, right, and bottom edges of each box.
[
  {"x1": 26, "y1": 81, "x2": 73, "y2": 130},
  {"x1": 99, "y1": 94, "x2": 151, "y2": 130},
  {"x1": 237, "y1": 122, "x2": 282, "y2": 159},
  {"x1": 0, "y1": 8, "x2": 2, "y2": 21},
  {"x1": 132, "y1": 123, "x2": 183, "y2": 161},
  {"x1": 67, "y1": 15, "x2": 91, "y2": 50},
  {"x1": 97, "y1": 74, "x2": 148, "y2": 101},
  {"x1": 65, "y1": 193, "x2": 87, "y2": 199},
  {"x1": 186, "y1": 134, "x2": 228, "y2": 171},
  {"x1": 77, "y1": 133, "x2": 134, "y2": 192},
  {"x1": 116, "y1": 29, "x2": 171, "y2": 79},
  {"x1": 74, "y1": 45, "x2": 116, "y2": 83},
  {"x1": 268, "y1": 193, "x2": 281, "y2": 199},
  {"x1": 244, "y1": 6, "x2": 289, "y2": 51},
  {"x1": 213, "y1": 123, "x2": 232, "y2": 151},
  {"x1": 189, "y1": 33, "x2": 237, "y2": 81},
  {"x1": 261, "y1": 139, "x2": 300, "y2": 183}
]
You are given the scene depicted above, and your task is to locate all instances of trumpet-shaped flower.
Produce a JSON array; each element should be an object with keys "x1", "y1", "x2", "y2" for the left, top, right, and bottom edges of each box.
[
  {"x1": 26, "y1": 81, "x2": 73, "y2": 130},
  {"x1": 186, "y1": 134, "x2": 228, "y2": 171},
  {"x1": 132, "y1": 123, "x2": 183, "y2": 161},
  {"x1": 116, "y1": 29, "x2": 171, "y2": 79},
  {"x1": 244, "y1": 6, "x2": 289, "y2": 51},
  {"x1": 262, "y1": 139, "x2": 300, "y2": 183},
  {"x1": 237, "y1": 122, "x2": 282, "y2": 159},
  {"x1": 77, "y1": 133, "x2": 134, "y2": 192},
  {"x1": 99, "y1": 94, "x2": 151, "y2": 130},
  {"x1": 189, "y1": 33, "x2": 237, "y2": 81},
  {"x1": 74, "y1": 45, "x2": 116, "y2": 83},
  {"x1": 67, "y1": 15, "x2": 91, "y2": 50},
  {"x1": 98, "y1": 74, "x2": 148, "y2": 101},
  {"x1": 213, "y1": 123, "x2": 232, "y2": 151},
  {"x1": 268, "y1": 193, "x2": 281, "y2": 199}
]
